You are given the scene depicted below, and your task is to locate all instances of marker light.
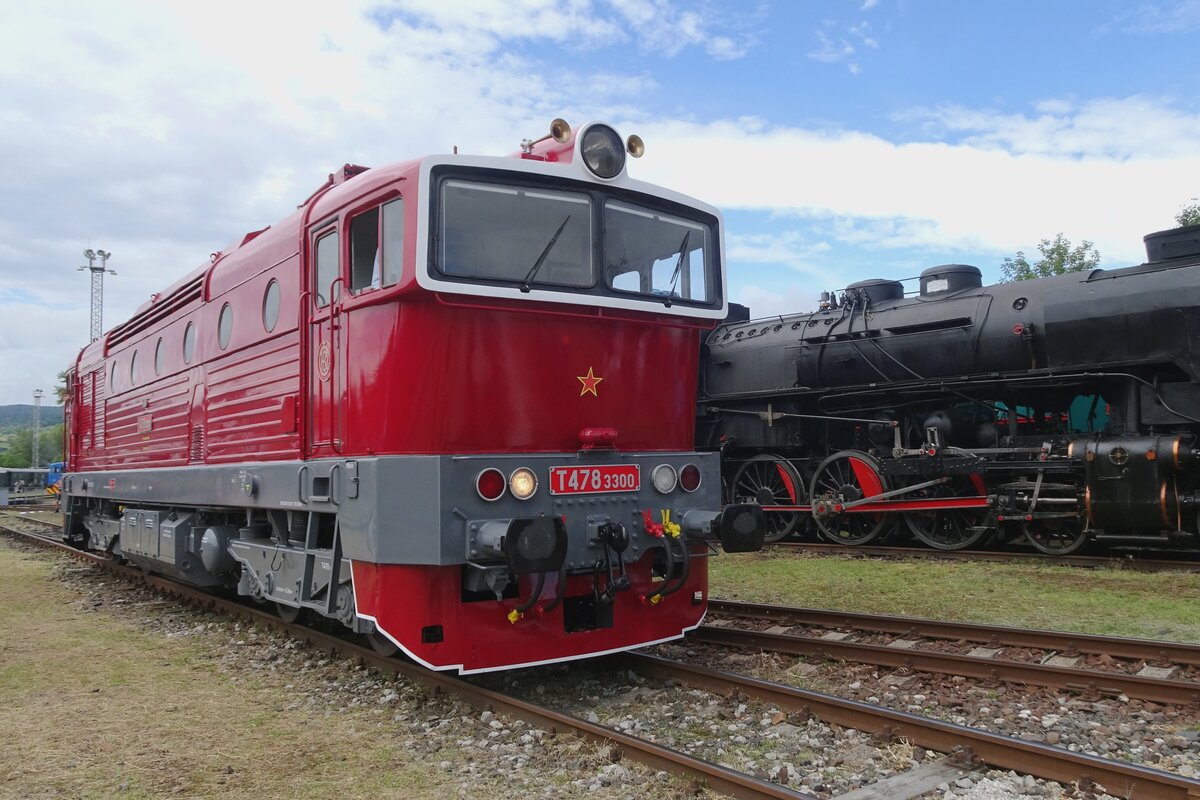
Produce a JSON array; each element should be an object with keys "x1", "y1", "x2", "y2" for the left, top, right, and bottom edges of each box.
[
  {"x1": 679, "y1": 464, "x2": 702, "y2": 493},
  {"x1": 580, "y1": 124, "x2": 626, "y2": 179},
  {"x1": 509, "y1": 467, "x2": 538, "y2": 500},
  {"x1": 651, "y1": 464, "x2": 678, "y2": 494},
  {"x1": 476, "y1": 468, "x2": 506, "y2": 502}
]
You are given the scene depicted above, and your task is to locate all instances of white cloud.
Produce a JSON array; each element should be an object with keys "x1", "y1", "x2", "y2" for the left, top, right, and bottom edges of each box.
[
  {"x1": 605, "y1": 0, "x2": 755, "y2": 59},
  {"x1": 630, "y1": 100, "x2": 1200, "y2": 266},
  {"x1": 1098, "y1": 0, "x2": 1200, "y2": 34},
  {"x1": 860, "y1": 0, "x2": 880, "y2": 9},
  {"x1": 727, "y1": 231, "x2": 832, "y2": 272},
  {"x1": 734, "y1": 284, "x2": 822, "y2": 321},
  {"x1": 904, "y1": 96, "x2": 1200, "y2": 159},
  {"x1": 0, "y1": 2, "x2": 1197, "y2": 406},
  {"x1": 810, "y1": 19, "x2": 878, "y2": 72},
  {"x1": 808, "y1": 31, "x2": 855, "y2": 63},
  {"x1": 0, "y1": 0, "x2": 756, "y2": 403}
]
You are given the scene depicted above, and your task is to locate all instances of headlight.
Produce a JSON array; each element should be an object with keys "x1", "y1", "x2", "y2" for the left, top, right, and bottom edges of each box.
[
  {"x1": 509, "y1": 467, "x2": 538, "y2": 500},
  {"x1": 679, "y1": 464, "x2": 701, "y2": 492},
  {"x1": 580, "y1": 124, "x2": 625, "y2": 179},
  {"x1": 651, "y1": 464, "x2": 678, "y2": 494},
  {"x1": 476, "y1": 468, "x2": 506, "y2": 502}
]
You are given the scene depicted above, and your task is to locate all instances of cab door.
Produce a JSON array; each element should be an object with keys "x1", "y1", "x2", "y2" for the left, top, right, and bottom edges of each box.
[{"x1": 308, "y1": 227, "x2": 344, "y2": 455}]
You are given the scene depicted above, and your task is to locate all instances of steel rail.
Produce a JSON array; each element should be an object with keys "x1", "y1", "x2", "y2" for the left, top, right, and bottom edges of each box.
[
  {"x1": 692, "y1": 625, "x2": 1200, "y2": 706},
  {"x1": 707, "y1": 599, "x2": 1200, "y2": 666},
  {"x1": 0, "y1": 522, "x2": 809, "y2": 800},
  {"x1": 626, "y1": 653, "x2": 1200, "y2": 800},
  {"x1": 772, "y1": 541, "x2": 1200, "y2": 573},
  {"x1": 9, "y1": 521, "x2": 1200, "y2": 797}
]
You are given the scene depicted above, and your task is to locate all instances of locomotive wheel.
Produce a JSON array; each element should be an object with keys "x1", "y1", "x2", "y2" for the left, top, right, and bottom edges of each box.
[
  {"x1": 808, "y1": 450, "x2": 892, "y2": 546},
  {"x1": 729, "y1": 455, "x2": 805, "y2": 543},
  {"x1": 367, "y1": 628, "x2": 400, "y2": 657},
  {"x1": 903, "y1": 476, "x2": 992, "y2": 551},
  {"x1": 275, "y1": 602, "x2": 309, "y2": 625},
  {"x1": 1021, "y1": 518, "x2": 1089, "y2": 555}
]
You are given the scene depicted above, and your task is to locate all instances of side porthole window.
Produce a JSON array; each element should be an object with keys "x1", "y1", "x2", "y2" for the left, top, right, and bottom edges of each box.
[
  {"x1": 382, "y1": 198, "x2": 404, "y2": 287},
  {"x1": 129, "y1": 350, "x2": 138, "y2": 385},
  {"x1": 109, "y1": 361, "x2": 117, "y2": 394},
  {"x1": 155, "y1": 337, "x2": 164, "y2": 376},
  {"x1": 183, "y1": 322, "x2": 196, "y2": 364},
  {"x1": 262, "y1": 279, "x2": 280, "y2": 332},
  {"x1": 218, "y1": 303, "x2": 233, "y2": 350}
]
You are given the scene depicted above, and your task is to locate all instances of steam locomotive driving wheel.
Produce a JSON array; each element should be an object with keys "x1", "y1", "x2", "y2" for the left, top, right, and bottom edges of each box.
[
  {"x1": 809, "y1": 450, "x2": 893, "y2": 545},
  {"x1": 1017, "y1": 482, "x2": 1088, "y2": 555},
  {"x1": 1021, "y1": 516, "x2": 1088, "y2": 555},
  {"x1": 903, "y1": 475, "x2": 992, "y2": 551},
  {"x1": 729, "y1": 455, "x2": 805, "y2": 543}
]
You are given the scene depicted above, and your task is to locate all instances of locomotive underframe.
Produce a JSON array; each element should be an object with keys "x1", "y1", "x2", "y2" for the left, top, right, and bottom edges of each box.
[{"x1": 61, "y1": 450, "x2": 760, "y2": 670}]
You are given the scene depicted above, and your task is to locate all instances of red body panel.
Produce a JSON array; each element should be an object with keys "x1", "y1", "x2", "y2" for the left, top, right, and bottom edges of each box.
[
  {"x1": 69, "y1": 152, "x2": 706, "y2": 465},
  {"x1": 337, "y1": 297, "x2": 702, "y2": 455},
  {"x1": 352, "y1": 552, "x2": 708, "y2": 672}
]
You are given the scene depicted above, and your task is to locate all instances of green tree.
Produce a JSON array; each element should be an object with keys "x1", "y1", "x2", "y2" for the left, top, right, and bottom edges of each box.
[
  {"x1": 1000, "y1": 233, "x2": 1101, "y2": 282},
  {"x1": 0, "y1": 425, "x2": 64, "y2": 468},
  {"x1": 1178, "y1": 198, "x2": 1200, "y2": 227},
  {"x1": 54, "y1": 369, "x2": 71, "y2": 405}
]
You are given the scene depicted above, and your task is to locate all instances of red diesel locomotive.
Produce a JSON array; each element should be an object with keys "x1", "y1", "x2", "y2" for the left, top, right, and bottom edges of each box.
[{"x1": 60, "y1": 119, "x2": 765, "y2": 673}]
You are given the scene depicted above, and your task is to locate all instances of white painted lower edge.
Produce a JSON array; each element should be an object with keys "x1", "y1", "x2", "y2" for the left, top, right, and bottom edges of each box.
[{"x1": 353, "y1": 570, "x2": 708, "y2": 675}]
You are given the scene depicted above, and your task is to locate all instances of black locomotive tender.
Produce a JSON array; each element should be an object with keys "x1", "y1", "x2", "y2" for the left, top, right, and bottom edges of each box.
[{"x1": 699, "y1": 224, "x2": 1200, "y2": 554}]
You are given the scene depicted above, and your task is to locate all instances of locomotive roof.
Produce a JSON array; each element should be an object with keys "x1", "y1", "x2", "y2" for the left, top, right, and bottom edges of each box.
[{"x1": 80, "y1": 157, "x2": 422, "y2": 365}]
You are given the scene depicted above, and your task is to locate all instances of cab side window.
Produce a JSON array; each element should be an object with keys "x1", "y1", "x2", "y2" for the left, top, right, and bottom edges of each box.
[
  {"x1": 314, "y1": 232, "x2": 339, "y2": 307},
  {"x1": 349, "y1": 198, "x2": 404, "y2": 294},
  {"x1": 349, "y1": 209, "x2": 379, "y2": 293},
  {"x1": 382, "y1": 198, "x2": 403, "y2": 287}
]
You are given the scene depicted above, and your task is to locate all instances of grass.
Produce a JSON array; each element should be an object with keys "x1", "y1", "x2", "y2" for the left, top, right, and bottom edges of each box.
[
  {"x1": 0, "y1": 542, "x2": 457, "y2": 800},
  {"x1": 709, "y1": 549, "x2": 1200, "y2": 642}
]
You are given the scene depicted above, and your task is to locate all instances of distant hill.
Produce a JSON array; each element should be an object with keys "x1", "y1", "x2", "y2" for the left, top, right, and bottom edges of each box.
[{"x1": 0, "y1": 404, "x2": 65, "y2": 430}]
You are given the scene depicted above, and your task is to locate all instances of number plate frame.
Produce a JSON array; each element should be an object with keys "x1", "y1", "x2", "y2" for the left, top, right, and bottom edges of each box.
[{"x1": 548, "y1": 464, "x2": 641, "y2": 495}]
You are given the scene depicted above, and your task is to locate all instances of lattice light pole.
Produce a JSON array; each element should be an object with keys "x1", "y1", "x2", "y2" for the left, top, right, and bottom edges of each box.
[
  {"x1": 78, "y1": 248, "x2": 115, "y2": 341},
  {"x1": 31, "y1": 388, "x2": 43, "y2": 469}
]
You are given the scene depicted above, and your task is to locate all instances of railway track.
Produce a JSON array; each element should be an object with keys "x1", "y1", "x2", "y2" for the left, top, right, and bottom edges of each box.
[
  {"x1": 701, "y1": 600, "x2": 1200, "y2": 706},
  {"x1": 0, "y1": 516, "x2": 802, "y2": 800},
  {"x1": 5, "y1": 518, "x2": 1200, "y2": 799},
  {"x1": 772, "y1": 540, "x2": 1200, "y2": 573}
]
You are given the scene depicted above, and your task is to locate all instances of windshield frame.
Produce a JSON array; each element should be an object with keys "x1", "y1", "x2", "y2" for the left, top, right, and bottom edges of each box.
[{"x1": 421, "y1": 160, "x2": 725, "y2": 318}]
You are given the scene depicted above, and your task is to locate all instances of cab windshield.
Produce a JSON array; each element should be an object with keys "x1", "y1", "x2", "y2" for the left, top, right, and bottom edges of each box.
[{"x1": 434, "y1": 175, "x2": 718, "y2": 308}]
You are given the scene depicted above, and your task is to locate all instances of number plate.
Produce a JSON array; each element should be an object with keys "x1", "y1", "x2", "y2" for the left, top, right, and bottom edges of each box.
[{"x1": 549, "y1": 464, "x2": 641, "y2": 495}]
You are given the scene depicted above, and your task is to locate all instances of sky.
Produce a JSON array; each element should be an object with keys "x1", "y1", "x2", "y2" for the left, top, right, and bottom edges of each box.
[{"x1": 1, "y1": 0, "x2": 1198, "y2": 405}]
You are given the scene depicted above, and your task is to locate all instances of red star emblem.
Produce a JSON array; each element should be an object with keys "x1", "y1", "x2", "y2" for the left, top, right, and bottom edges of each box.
[{"x1": 577, "y1": 367, "x2": 603, "y2": 397}]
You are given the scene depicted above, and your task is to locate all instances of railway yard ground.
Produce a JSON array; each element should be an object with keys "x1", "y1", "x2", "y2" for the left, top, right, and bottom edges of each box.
[
  {"x1": 7, "y1": 519, "x2": 1200, "y2": 799},
  {"x1": 0, "y1": 537, "x2": 715, "y2": 800},
  {"x1": 710, "y1": 549, "x2": 1200, "y2": 641}
]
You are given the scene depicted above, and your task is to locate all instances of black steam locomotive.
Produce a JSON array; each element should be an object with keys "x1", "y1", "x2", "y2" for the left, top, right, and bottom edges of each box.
[{"x1": 698, "y1": 224, "x2": 1200, "y2": 554}]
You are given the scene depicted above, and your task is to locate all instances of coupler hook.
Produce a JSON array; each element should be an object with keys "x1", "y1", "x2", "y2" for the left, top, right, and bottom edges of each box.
[{"x1": 592, "y1": 521, "x2": 631, "y2": 604}]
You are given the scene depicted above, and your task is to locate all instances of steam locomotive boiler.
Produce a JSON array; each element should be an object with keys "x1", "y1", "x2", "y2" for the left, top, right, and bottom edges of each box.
[
  {"x1": 59, "y1": 119, "x2": 764, "y2": 673},
  {"x1": 699, "y1": 223, "x2": 1200, "y2": 554}
]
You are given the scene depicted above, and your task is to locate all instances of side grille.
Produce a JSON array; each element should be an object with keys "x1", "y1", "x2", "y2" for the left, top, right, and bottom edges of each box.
[{"x1": 190, "y1": 425, "x2": 205, "y2": 461}]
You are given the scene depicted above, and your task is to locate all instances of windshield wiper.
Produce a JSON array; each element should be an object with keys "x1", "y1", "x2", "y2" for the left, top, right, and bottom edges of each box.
[
  {"x1": 520, "y1": 215, "x2": 572, "y2": 293},
  {"x1": 663, "y1": 229, "x2": 691, "y2": 307}
]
